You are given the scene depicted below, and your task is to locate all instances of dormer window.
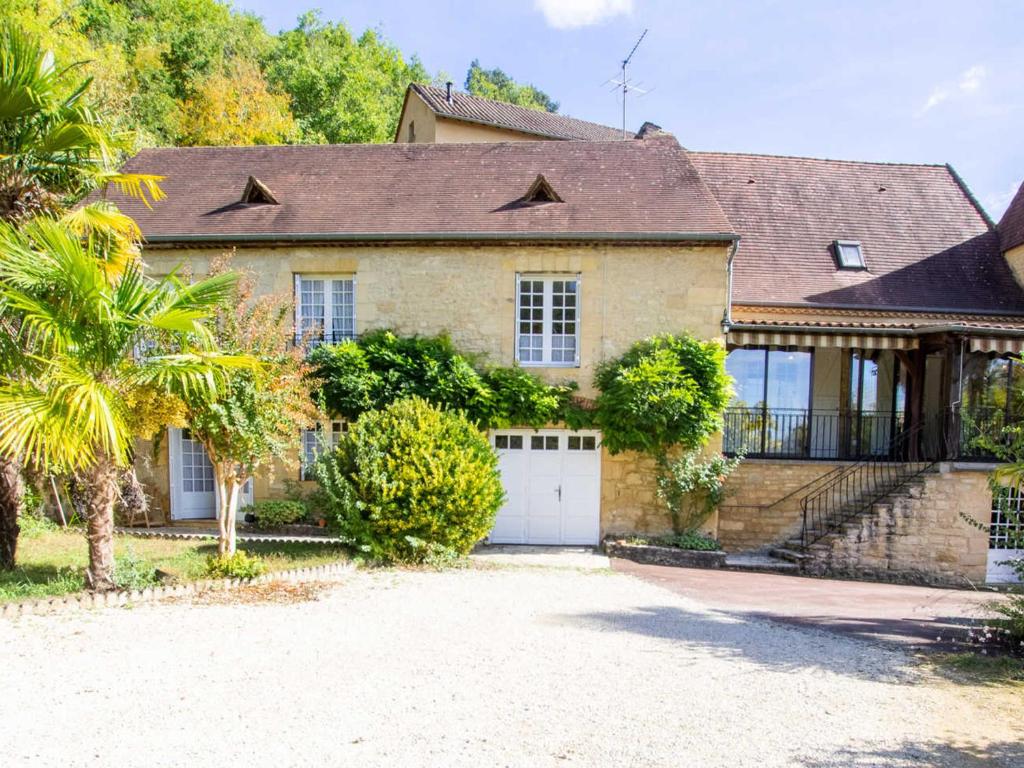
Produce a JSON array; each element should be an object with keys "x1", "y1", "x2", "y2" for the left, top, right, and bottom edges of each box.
[
  {"x1": 241, "y1": 176, "x2": 279, "y2": 205},
  {"x1": 834, "y1": 240, "x2": 865, "y2": 270},
  {"x1": 521, "y1": 174, "x2": 563, "y2": 205}
]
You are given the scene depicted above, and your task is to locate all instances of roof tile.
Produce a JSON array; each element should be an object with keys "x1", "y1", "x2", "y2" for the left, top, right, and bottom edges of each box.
[{"x1": 999, "y1": 180, "x2": 1024, "y2": 252}]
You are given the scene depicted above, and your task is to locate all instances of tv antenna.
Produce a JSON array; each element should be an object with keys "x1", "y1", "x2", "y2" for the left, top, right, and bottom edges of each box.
[{"x1": 608, "y1": 29, "x2": 650, "y2": 139}]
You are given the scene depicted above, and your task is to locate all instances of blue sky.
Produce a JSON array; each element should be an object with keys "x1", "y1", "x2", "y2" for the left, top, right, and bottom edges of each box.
[{"x1": 235, "y1": 0, "x2": 1024, "y2": 219}]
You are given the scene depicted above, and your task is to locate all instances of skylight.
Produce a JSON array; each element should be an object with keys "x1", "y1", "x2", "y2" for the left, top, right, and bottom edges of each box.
[{"x1": 834, "y1": 240, "x2": 865, "y2": 270}]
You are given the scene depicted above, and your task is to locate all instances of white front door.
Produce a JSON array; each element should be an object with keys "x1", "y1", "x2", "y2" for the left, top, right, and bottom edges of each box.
[
  {"x1": 169, "y1": 428, "x2": 255, "y2": 521},
  {"x1": 489, "y1": 429, "x2": 601, "y2": 545}
]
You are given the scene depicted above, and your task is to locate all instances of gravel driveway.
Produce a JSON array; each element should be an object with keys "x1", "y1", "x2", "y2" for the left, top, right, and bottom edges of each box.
[{"x1": 1, "y1": 561, "x2": 1020, "y2": 767}]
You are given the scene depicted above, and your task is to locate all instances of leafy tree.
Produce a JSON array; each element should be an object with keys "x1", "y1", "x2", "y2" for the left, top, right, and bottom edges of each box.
[
  {"x1": 177, "y1": 59, "x2": 298, "y2": 146},
  {"x1": 592, "y1": 333, "x2": 730, "y2": 457},
  {"x1": 180, "y1": 256, "x2": 319, "y2": 557},
  {"x1": 0, "y1": 217, "x2": 240, "y2": 590},
  {"x1": 464, "y1": 60, "x2": 558, "y2": 112},
  {"x1": 264, "y1": 11, "x2": 430, "y2": 143},
  {"x1": 0, "y1": 23, "x2": 164, "y2": 571}
]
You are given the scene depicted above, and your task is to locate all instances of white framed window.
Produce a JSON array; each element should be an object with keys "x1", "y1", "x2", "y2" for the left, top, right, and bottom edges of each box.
[
  {"x1": 300, "y1": 420, "x2": 347, "y2": 480},
  {"x1": 516, "y1": 274, "x2": 580, "y2": 366},
  {"x1": 294, "y1": 274, "x2": 355, "y2": 346}
]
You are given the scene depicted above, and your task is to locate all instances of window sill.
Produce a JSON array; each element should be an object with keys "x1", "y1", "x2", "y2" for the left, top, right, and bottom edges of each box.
[{"x1": 518, "y1": 362, "x2": 581, "y2": 369}]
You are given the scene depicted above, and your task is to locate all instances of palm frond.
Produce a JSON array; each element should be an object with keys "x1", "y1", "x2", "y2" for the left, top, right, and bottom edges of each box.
[{"x1": 97, "y1": 172, "x2": 166, "y2": 208}]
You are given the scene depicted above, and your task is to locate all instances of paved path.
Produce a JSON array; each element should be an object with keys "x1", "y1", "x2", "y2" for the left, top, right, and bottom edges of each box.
[
  {"x1": 2, "y1": 562, "x2": 1021, "y2": 767},
  {"x1": 613, "y1": 558, "x2": 1001, "y2": 649}
]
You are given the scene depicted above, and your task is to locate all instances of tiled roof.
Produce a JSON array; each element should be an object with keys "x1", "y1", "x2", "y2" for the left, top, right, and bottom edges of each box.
[
  {"x1": 999, "y1": 180, "x2": 1024, "y2": 252},
  {"x1": 107, "y1": 137, "x2": 734, "y2": 242},
  {"x1": 690, "y1": 152, "x2": 1024, "y2": 316},
  {"x1": 408, "y1": 83, "x2": 625, "y2": 142}
]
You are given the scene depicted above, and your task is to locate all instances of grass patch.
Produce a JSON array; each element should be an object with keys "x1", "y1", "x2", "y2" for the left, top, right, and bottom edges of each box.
[
  {"x1": 0, "y1": 529, "x2": 348, "y2": 603},
  {"x1": 930, "y1": 652, "x2": 1024, "y2": 686}
]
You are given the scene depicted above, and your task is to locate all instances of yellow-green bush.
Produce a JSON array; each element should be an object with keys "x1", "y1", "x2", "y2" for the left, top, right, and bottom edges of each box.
[{"x1": 312, "y1": 397, "x2": 504, "y2": 563}]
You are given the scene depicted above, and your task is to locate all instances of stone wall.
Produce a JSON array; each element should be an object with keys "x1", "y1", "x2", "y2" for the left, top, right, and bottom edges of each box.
[
  {"x1": 808, "y1": 465, "x2": 991, "y2": 586},
  {"x1": 718, "y1": 460, "x2": 842, "y2": 551}
]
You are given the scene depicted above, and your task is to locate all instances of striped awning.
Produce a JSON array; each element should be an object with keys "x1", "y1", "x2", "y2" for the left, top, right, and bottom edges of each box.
[
  {"x1": 969, "y1": 336, "x2": 1024, "y2": 355},
  {"x1": 727, "y1": 329, "x2": 918, "y2": 350}
]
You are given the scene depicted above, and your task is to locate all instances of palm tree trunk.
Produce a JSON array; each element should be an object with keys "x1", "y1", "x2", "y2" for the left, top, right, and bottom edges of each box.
[
  {"x1": 79, "y1": 454, "x2": 119, "y2": 591},
  {"x1": 0, "y1": 456, "x2": 23, "y2": 570}
]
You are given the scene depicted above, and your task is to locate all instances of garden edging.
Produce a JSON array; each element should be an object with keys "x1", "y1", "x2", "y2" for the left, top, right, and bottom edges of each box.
[
  {"x1": 0, "y1": 560, "x2": 353, "y2": 620},
  {"x1": 604, "y1": 539, "x2": 727, "y2": 569}
]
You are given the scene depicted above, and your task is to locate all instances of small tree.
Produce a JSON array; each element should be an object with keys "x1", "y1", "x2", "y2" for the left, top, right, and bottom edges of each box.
[
  {"x1": 181, "y1": 257, "x2": 319, "y2": 557},
  {"x1": 591, "y1": 333, "x2": 734, "y2": 535}
]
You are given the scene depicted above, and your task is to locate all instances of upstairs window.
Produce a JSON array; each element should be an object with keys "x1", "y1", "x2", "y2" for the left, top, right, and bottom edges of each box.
[
  {"x1": 834, "y1": 240, "x2": 866, "y2": 270},
  {"x1": 294, "y1": 274, "x2": 355, "y2": 347},
  {"x1": 516, "y1": 274, "x2": 580, "y2": 366}
]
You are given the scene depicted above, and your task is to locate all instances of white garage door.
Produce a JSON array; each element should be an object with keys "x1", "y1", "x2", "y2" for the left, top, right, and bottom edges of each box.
[{"x1": 489, "y1": 429, "x2": 601, "y2": 545}]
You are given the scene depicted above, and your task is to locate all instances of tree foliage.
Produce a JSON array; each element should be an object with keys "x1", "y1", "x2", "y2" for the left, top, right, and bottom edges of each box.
[
  {"x1": 464, "y1": 59, "x2": 558, "y2": 112},
  {"x1": 308, "y1": 330, "x2": 573, "y2": 428},
  {"x1": 592, "y1": 333, "x2": 730, "y2": 456},
  {"x1": 179, "y1": 255, "x2": 320, "y2": 556},
  {"x1": 264, "y1": 11, "x2": 430, "y2": 144},
  {"x1": 177, "y1": 59, "x2": 297, "y2": 146},
  {"x1": 5, "y1": 4, "x2": 563, "y2": 149}
]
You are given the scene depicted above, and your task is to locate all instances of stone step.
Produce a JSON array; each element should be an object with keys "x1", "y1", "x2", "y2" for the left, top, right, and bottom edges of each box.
[
  {"x1": 769, "y1": 547, "x2": 811, "y2": 564},
  {"x1": 724, "y1": 552, "x2": 799, "y2": 573}
]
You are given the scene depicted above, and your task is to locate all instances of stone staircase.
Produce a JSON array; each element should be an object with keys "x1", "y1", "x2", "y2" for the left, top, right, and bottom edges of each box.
[{"x1": 768, "y1": 473, "x2": 934, "y2": 577}]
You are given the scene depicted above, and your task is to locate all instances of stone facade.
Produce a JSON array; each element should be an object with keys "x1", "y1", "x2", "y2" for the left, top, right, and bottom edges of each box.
[
  {"x1": 718, "y1": 460, "x2": 841, "y2": 551},
  {"x1": 139, "y1": 241, "x2": 730, "y2": 533}
]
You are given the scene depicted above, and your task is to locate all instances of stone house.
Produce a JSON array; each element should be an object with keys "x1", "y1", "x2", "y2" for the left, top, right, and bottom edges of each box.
[
  {"x1": 115, "y1": 134, "x2": 736, "y2": 545},
  {"x1": 113, "y1": 83, "x2": 1024, "y2": 586}
]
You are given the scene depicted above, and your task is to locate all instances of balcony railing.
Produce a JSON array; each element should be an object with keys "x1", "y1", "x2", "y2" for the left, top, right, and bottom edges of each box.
[
  {"x1": 723, "y1": 408, "x2": 905, "y2": 460},
  {"x1": 724, "y1": 405, "x2": 1024, "y2": 462}
]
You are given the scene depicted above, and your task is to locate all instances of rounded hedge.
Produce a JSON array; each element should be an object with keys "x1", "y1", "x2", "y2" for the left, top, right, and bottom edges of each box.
[
  {"x1": 592, "y1": 333, "x2": 729, "y2": 455},
  {"x1": 312, "y1": 397, "x2": 504, "y2": 562}
]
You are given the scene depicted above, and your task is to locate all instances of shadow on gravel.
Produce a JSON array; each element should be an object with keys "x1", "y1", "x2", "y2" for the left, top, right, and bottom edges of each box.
[
  {"x1": 795, "y1": 739, "x2": 1024, "y2": 768},
  {"x1": 565, "y1": 605, "x2": 914, "y2": 681}
]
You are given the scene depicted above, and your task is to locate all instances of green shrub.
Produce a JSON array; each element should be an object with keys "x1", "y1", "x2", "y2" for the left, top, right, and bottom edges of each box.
[
  {"x1": 593, "y1": 333, "x2": 730, "y2": 456},
  {"x1": 113, "y1": 546, "x2": 159, "y2": 590},
  {"x1": 313, "y1": 397, "x2": 505, "y2": 563},
  {"x1": 656, "y1": 450, "x2": 741, "y2": 534},
  {"x1": 242, "y1": 500, "x2": 307, "y2": 530},
  {"x1": 629, "y1": 531, "x2": 721, "y2": 551},
  {"x1": 205, "y1": 550, "x2": 266, "y2": 579},
  {"x1": 309, "y1": 330, "x2": 573, "y2": 428},
  {"x1": 484, "y1": 365, "x2": 574, "y2": 428}
]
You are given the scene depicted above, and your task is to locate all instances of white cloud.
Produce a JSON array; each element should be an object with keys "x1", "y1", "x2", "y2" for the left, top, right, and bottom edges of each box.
[
  {"x1": 958, "y1": 64, "x2": 986, "y2": 92},
  {"x1": 918, "y1": 64, "x2": 987, "y2": 115},
  {"x1": 534, "y1": 0, "x2": 633, "y2": 29}
]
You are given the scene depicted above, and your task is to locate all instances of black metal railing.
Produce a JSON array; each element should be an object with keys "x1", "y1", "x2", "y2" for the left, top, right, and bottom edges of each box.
[
  {"x1": 723, "y1": 408, "x2": 905, "y2": 460},
  {"x1": 293, "y1": 329, "x2": 357, "y2": 349},
  {"x1": 799, "y1": 415, "x2": 945, "y2": 548}
]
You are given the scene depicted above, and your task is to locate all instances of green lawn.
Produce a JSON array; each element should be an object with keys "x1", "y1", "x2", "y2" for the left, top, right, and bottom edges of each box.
[{"x1": 0, "y1": 527, "x2": 349, "y2": 603}]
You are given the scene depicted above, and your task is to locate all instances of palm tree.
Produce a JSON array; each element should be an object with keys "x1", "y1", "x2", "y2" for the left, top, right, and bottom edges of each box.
[
  {"x1": 0, "y1": 217, "x2": 242, "y2": 590},
  {"x1": 0, "y1": 23, "x2": 164, "y2": 569}
]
